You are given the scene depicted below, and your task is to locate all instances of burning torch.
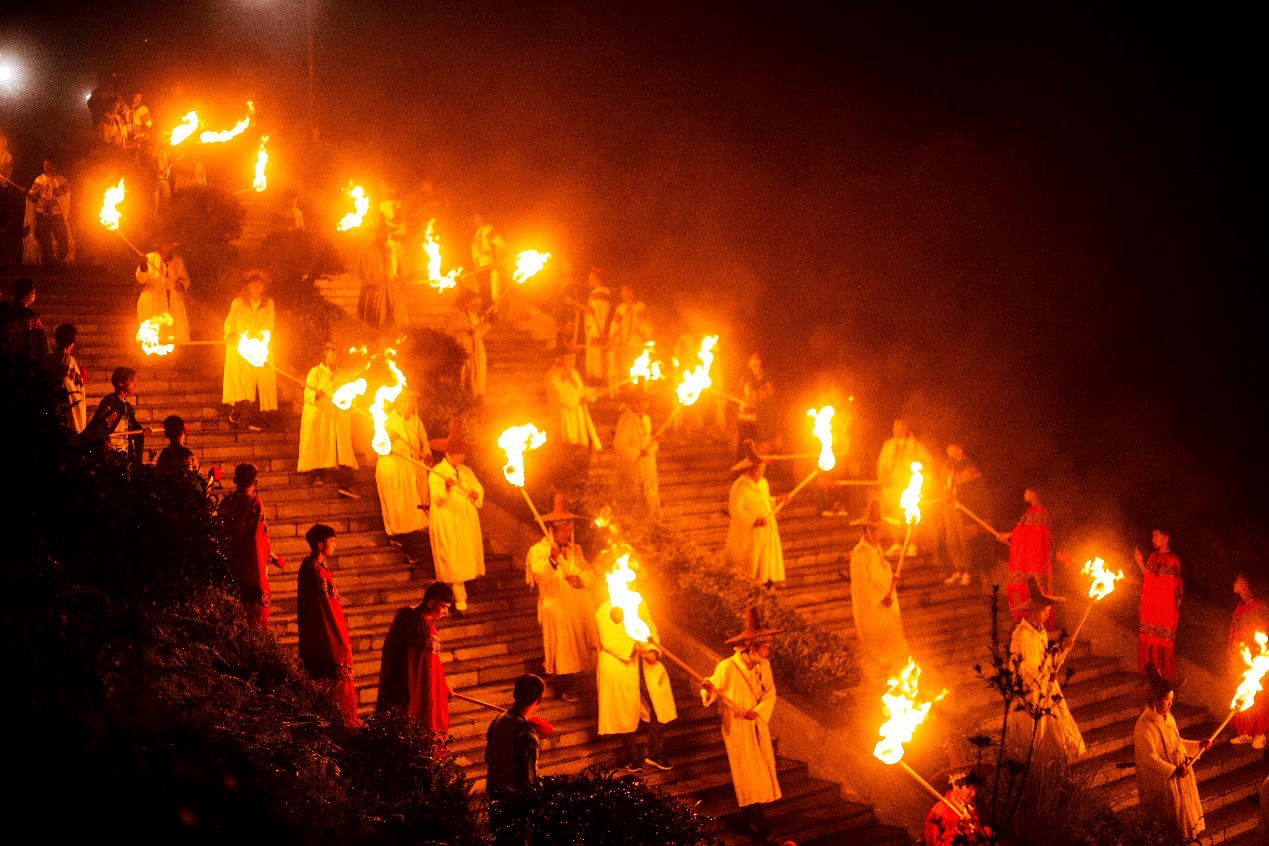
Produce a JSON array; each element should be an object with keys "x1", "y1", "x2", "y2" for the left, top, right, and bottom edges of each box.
[
  {"x1": 498, "y1": 424, "x2": 550, "y2": 538},
  {"x1": 652, "y1": 335, "x2": 718, "y2": 440},
  {"x1": 873, "y1": 658, "x2": 963, "y2": 818},
  {"x1": 893, "y1": 462, "x2": 924, "y2": 578},
  {"x1": 771, "y1": 405, "x2": 835, "y2": 516}
]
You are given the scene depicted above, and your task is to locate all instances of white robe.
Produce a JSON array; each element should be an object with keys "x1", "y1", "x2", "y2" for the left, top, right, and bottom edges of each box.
[
  {"x1": 612, "y1": 407, "x2": 660, "y2": 514},
  {"x1": 545, "y1": 364, "x2": 602, "y2": 449},
  {"x1": 606, "y1": 301, "x2": 651, "y2": 392},
  {"x1": 702, "y1": 652, "x2": 781, "y2": 807},
  {"x1": 1009, "y1": 620, "x2": 1086, "y2": 764},
  {"x1": 596, "y1": 602, "x2": 677, "y2": 735},
  {"x1": 527, "y1": 538, "x2": 598, "y2": 675},
  {"x1": 298, "y1": 364, "x2": 358, "y2": 472},
  {"x1": 427, "y1": 459, "x2": 485, "y2": 583},
  {"x1": 222, "y1": 297, "x2": 278, "y2": 411},
  {"x1": 136, "y1": 252, "x2": 190, "y2": 344},
  {"x1": 376, "y1": 413, "x2": 429, "y2": 536},
  {"x1": 451, "y1": 310, "x2": 489, "y2": 397},
  {"x1": 726, "y1": 475, "x2": 785, "y2": 583},
  {"x1": 1134, "y1": 707, "x2": 1204, "y2": 841},
  {"x1": 849, "y1": 537, "x2": 909, "y2": 678},
  {"x1": 583, "y1": 287, "x2": 611, "y2": 381}
]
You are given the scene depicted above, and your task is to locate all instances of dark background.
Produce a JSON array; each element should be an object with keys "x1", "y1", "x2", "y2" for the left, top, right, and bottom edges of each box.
[{"x1": 3, "y1": 1, "x2": 1263, "y2": 575}]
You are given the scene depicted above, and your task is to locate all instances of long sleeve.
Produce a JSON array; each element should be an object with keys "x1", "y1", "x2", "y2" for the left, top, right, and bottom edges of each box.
[
  {"x1": 518, "y1": 725, "x2": 540, "y2": 787},
  {"x1": 1135, "y1": 715, "x2": 1178, "y2": 783},
  {"x1": 702, "y1": 658, "x2": 730, "y2": 707},
  {"x1": 224, "y1": 299, "x2": 242, "y2": 340},
  {"x1": 304, "y1": 365, "x2": 323, "y2": 407}
]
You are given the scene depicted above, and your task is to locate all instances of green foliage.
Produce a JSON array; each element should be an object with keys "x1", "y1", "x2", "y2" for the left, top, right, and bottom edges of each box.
[
  {"x1": 396, "y1": 325, "x2": 469, "y2": 438},
  {"x1": 158, "y1": 185, "x2": 246, "y2": 298}
]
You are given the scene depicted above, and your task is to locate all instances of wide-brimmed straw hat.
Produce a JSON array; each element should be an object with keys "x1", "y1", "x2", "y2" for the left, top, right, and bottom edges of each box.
[
  {"x1": 1014, "y1": 575, "x2": 1066, "y2": 612},
  {"x1": 429, "y1": 418, "x2": 480, "y2": 454},
  {"x1": 729, "y1": 439, "x2": 770, "y2": 474},
  {"x1": 1144, "y1": 661, "x2": 1185, "y2": 699},
  {"x1": 724, "y1": 606, "x2": 784, "y2": 646},
  {"x1": 933, "y1": 743, "x2": 987, "y2": 792},
  {"x1": 539, "y1": 494, "x2": 582, "y2": 523}
]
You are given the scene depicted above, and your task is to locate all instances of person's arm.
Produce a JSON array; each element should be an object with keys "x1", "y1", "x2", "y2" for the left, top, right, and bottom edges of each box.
[
  {"x1": 464, "y1": 466, "x2": 484, "y2": 508},
  {"x1": 700, "y1": 660, "x2": 727, "y2": 707},
  {"x1": 303, "y1": 367, "x2": 320, "y2": 407},
  {"x1": 752, "y1": 663, "x2": 776, "y2": 724},
  {"x1": 428, "y1": 464, "x2": 454, "y2": 505},
  {"x1": 1133, "y1": 547, "x2": 1148, "y2": 577},
  {"x1": 518, "y1": 722, "x2": 540, "y2": 787}
]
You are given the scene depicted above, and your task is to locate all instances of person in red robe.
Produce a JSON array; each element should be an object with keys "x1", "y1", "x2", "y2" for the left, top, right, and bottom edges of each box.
[
  {"x1": 923, "y1": 747, "x2": 991, "y2": 846},
  {"x1": 1229, "y1": 573, "x2": 1269, "y2": 748},
  {"x1": 1135, "y1": 528, "x2": 1182, "y2": 680},
  {"x1": 298, "y1": 524, "x2": 357, "y2": 727},
  {"x1": 1002, "y1": 488, "x2": 1054, "y2": 624},
  {"x1": 218, "y1": 463, "x2": 282, "y2": 630},
  {"x1": 376, "y1": 582, "x2": 454, "y2": 732}
]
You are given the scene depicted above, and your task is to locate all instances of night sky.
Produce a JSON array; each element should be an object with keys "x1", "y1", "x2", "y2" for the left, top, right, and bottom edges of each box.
[{"x1": 3, "y1": 2, "x2": 1264, "y2": 563}]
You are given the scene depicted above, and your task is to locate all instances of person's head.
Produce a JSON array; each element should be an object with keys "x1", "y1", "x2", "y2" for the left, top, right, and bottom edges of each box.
[
  {"x1": 42, "y1": 160, "x2": 56, "y2": 177},
  {"x1": 322, "y1": 343, "x2": 337, "y2": 367},
  {"x1": 130, "y1": 92, "x2": 143, "y2": 108},
  {"x1": 232, "y1": 462, "x2": 258, "y2": 491},
  {"x1": 949, "y1": 774, "x2": 980, "y2": 807},
  {"x1": 14, "y1": 277, "x2": 35, "y2": 307},
  {"x1": 587, "y1": 269, "x2": 604, "y2": 289},
  {"x1": 892, "y1": 418, "x2": 910, "y2": 440},
  {"x1": 111, "y1": 366, "x2": 137, "y2": 396},
  {"x1": 422, "y1": 581, "x2": 455, "y2": 619},
  {"x1": 746, "y1": 460, "x2": 766, "y2": 482},
  {"x1": 1152, "y1": 688, "x2": 1175, "y2": 717},
  {"x1": 457, "y1": 289, "x2": 481, "y2": 313},
  {"x1": 738, "y1": 638, "x2": 772, "y2": 663},
  {"x1": 747, "y1": 352, "x2": 763, "y2": 376},
  {"x1": 446, "y1": 451, "x2": 467, "y2": 466},
  {"x1": 1023, "y1": 488, "x2": 1040, "y2": 506},
  {"x1": 553, "y1": 347, "x2": 574, "y2": 369},
  {"x1": 305, "y1": 524, "x2": 337, "y2": 557},
  {"x1": 630, "y1": 392, "x2": 650, "y2": 414},
  {"x1": 512, "y1": 673, "x2": 546, "y2": 713},
  {"x1": 163, "y1": 415, "x2": 187, "y2": 443},
  {"x1": 472, "y1": 211, "x2": 486, "y2": 228},
  {"x1": 620, "y1": 284, "x2": 636, "y2": 304},
  {"x1": 54, "y1": 323, "x2": 76, "y2": 352},
  {"x1": 1151, "y1": 529, "x2": 1171, "y2": 552},
  {"x1": 1025, "y1": 604, "x2": 1051, "y2": 627},
  {"x1": 946, "y1": 443, "x2": 965, "y2": 463},
  {"x1": 1235, "y1": 574, "x2": 1253, "y2": 602},
  {"x1": 550, "y1": 519, "x2": 574, "y2": 545},
  {"x1": 244, "y1": 271, "x2": 268, "y2": 302}
]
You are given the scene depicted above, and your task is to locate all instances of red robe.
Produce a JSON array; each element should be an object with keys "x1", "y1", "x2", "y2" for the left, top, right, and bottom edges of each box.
[
  {"x1": 407, "y1": 612, "x2": 450, "y2": 732},
  {"x1": 376, "y1": 606, "x2": 417, "y2": 714},
  {"x1": 923, "y1": 794, "x2": 988, "y2": 846},
  {"x1": 219, "y1": 490, "x2": 272, "y2": 630},
  {"x1": 1230, "y1": 598, "x2": 1269, "y2": 736},
  {"x1": 298, "y1": 556, "x2": 357, "y2": 727},
  {"x1": 1008, "y1": 505, "x2": 1052, "y2": 623},
  {"x1": 1139, "y1": 551, "x2": 1182, "y2": 679}
]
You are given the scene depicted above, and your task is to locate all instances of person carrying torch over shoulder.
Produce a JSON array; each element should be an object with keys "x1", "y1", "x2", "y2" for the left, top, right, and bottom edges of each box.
[
  {"x1": 427, "y1": 419, "x2": 485, "y2": 615},
  {"x1": 726, "y1": 440, "x2": 787, "y2": 588},
  {"x1": 299, "y1": 344, "x2": 359, "y2": 493},
  {"x1": 1228, "y1": 574, "x2": 1269, "y2": 748},
  {"x1": 1008, "y1": 575, "x2": 1085, "y2": 764},
  {"x1": 135, "y1": 241, "x2": 190, "y2": 345},
  {"x1": 222, "y1": 271, "x2": 277, "y2": 428},
  {"x1": 848, "y1": 501, "x2": 910, "y2": 683},
  {"x1": 526, "y1": 496, "x2": 599, "y2": 703},
  {"x1": 375, "y1": 391, "x2": 429, "y2": 557},
  {"x1": 701, "y1": 607, "x2": 783, "y2": 846},
  {"x1": 923, "y1": 745, "x2": 992, "y2": 846},
  {"x1": 544, "y1": 343, "x2": 602, "y2": 455},
  {"x1": 1134, "y1": 662, "x2": 1209, "y2": 842}
]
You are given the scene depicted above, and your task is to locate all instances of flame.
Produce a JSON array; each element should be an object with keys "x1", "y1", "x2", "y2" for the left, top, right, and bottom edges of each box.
[
  {"x1": 629, "y1": 343, "x2": 664, "y2": 384},
  {"x1": 675, "y1": 335, "x2": 718, "y2": 406},
  {"x1": 498, "y1": 424, "x2": 547, "y2": 487},
  {"x1": 252, "y1": 136, "x2": 268, "y2": 192},
  {"x1": 137, "y1": 313, "x2": 175, "y2": 357},
  {"x1": 606, "y1": 554, "x2": 652, "y2": 642},
  {"x1": 900, "y1": 462, "x2": 924, "y2": 525},
  {"x1": 337, "y1": 184, "x2": 370, "y2": 231},
  {"x1": 199, "y1": 102, "x2": 253, "y2": 144},
  {"x1": 169, "y1": 111, "x2": 200, "y2": 146},
  {"x1": 424, "y1": 219, "x2": 460, "y2": 290},
  {"x1": 1082, "y1": 557, "x2": 1124, "y2": 601},
  {"x1": 99, "y1": 179, "x2": 125, "y2": 230},
  {"x1": 236, "y1": 331, "x2": 270, "y2": 368},
  {"x1": 594, "y1": 504, "x2": 614, "y2": 529},
  {"x1": 1233, "y1": 632, "x2": 1269, "y2": 712},
  {"x1": 331, "y1": 378, "x2": 367, "y2": 410},
  {"x1": 808, "y1": 406, "x2": 835, "y2": 471},
  {"x1": 370, "y1": 352, "x2": 407, "y2": 456},
  {"x1": 512, "y1": 250, "x2": 551, "y2": 284},
  {"x1": 873, "y1": 657, "x2": 947, "y2": 765}
]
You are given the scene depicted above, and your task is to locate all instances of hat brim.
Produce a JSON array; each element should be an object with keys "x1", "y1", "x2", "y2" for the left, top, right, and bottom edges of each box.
[
  {"x1": 724, "y1": 627, "x2": 784, "y2": 645},
  {"x1": 539, "y1": 510, "x2": 583, "y2": 523}
]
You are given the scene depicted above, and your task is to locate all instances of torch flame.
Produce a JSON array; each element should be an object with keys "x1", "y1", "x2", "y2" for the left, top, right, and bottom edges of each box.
[
  {"x1": 169, "y1": 111, "x2": 200, "y2": 146},
  {"x1": 99, "y1": 179, "x2": 125, "y2": 230},
  {"x1": 137, "y1": 313, "x2": 175, "y2": 357},
  {"x1": 512, "y1": 250, "x2": 551, "y2": 284},
  {"x1": 236, "y1": 331, "x2": 271, "y2": 368},
  {"x1": 331, "y1": 378, "x2": 367, "y2": 410},
  {"x1": 606, "y1": 554, "x2": 653, "y2": 642},
  {"x1": 1082, "y1": 557, "x2": 1124, "y2": 601},
  {"x1": 498, "y1": 424, "x2": 547, "y2": 487},
  {"x1": 424, "y1": 219, "x2": 460, "y2": 290},
  {"x1": 199, "y1": 102, "x2": 253, "y2": 144},
  {"x1": 1232, "y1": 632, "x2": 1269, "y2": 712},
  {"x1": 370, "y1": 353, "x2": 407, "y2": 456},
  {"x1": 675, "y1": 335, "x2": 719, "y2": 406},
  {"x1": 900, "y1": 462, "x2": 924, "y2": 525},
  {"x1": 252, "y1": 136, "x2": 268, "y2": 192},
  {"x1": 808, "y1": 406, "x2": 835, "y2": 472},
  {"x1": 337, "y1": 184, "x2": 370, "y2": 231},
  {"x1": 873, "y1": 657, "x2": 947, "y2": 765},
  {"x1": 629, "y1": 343, "x2": 664, "y2": 384}
]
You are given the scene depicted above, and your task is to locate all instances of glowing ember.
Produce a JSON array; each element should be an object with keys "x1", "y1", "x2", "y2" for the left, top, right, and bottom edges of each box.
[
  {"x1": 629, "y1": 343, "x2": 664, "y2": 384},
  {"x1": 236, "y1": 331, "x2": 271, "y2": 368},
  {"x1": 331, "y1": 378, "x2": 367, "y2": 410},
  {"x1": 370, "y1": 352, "x2": 407, "y2": 456},
  {"x1": 199, "y1": 102, "x2": 253, "y2": 144},
  {"x1": 873, "y1": 657, "x2": 947, "y2": 765},
  {"x1": 1082, "y1": 557, "x2": 1124, "y2": 601},
  {"x1": 424, "y1": 219, "x2": 460, "y2": 290},
  {"x1": 675, "y1": 335, "x2": 718, "y2": 406},
  {"x1": 1232, "y1": 632, "x2": 1269, "y2": 713},
  {"x1": 99, "y1": 179, "x2": 125, "y2": 230},
  {"x1": 337, "y1": 184, "x2": 370, "y2": 231},
  {"x1": 808, "y1": 406, "x2": 835, "y2": 472},
  {"x1": 137, "y1": 313, "x2": 175, "y2": 357},
  {"x1": 606, "y1": 554, "x2": 652, "y2": 642},
  {"x1": 512, "y1": 250, "x2": 551, "y2": 284},
  {"x1": 252, "y1": 136, "x2": 268, "y2": 192},
  {"x1": 498, "y1": 424, "x2": 547, "y2": 487},
  {"x1": 900, "y1": 462, "x2": 924, "y2": 525},
  {"x1": 169, "y1": 111, "x2": 200, "y2": 146}
]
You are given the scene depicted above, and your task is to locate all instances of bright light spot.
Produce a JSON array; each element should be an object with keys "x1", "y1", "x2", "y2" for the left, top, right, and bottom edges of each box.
[{"x1": 0, "y1": 66, "x2": 13, "y2": 83}]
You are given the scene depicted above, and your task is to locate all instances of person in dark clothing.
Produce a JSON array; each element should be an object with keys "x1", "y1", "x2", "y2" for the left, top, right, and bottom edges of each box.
[
  {"x1": 83, "y1": 367, "x2": 147, "y2": 467},
  {"x1": 3, "y1": 277, "x2": 51, "y2": 363},
  {"x1": 155, "y1": 415, "x2": 199, "y2": 478},
  {"x1": 486, "y1": 674, "x2": 546, "y2": 845},
  {"x1": 376, "y1": 582, "x2": 455, "y2": 728}
]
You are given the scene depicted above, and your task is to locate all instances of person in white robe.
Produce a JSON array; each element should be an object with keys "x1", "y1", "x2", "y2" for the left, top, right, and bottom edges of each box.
[
  {"x1": 299, "y1": 344, "x2": 359, "y2": 488},
  {"x1": 1008, "y1": 576, "x2": 1086, "y2": 765},
  {"x1": 544, "y1": 347, "x2": 602, "y2": 449},
  {"x1": 612, "y1": 391, "x2": 660, "y2": 516},
  {"x1": 849, "y1": 502, "x2": 910, "y2": 682},
  {"x1": 701, "y1": 607, "x2": 783, "y2": 844},
  {"x1": 470, "y1": 213, "x2": 506, "y2": 306},
  {"x1": 726, "y1": 440, "x2": 786, "y2": 585},
  {"x1": 136, "y1": 244, "x2": 190, "y2": 345},
  {"x1": 606, "y1": 285, "x2": 652, "y2": 394},
  {"x1": 526, "y1": 496, "x2": 599, "y2": 701},
  {"x1": 427, "y1": 419, "x2": 485, "y2": 613},
  {"x1": 876, "y1": 418, "x2": 934, "y2": 554},
  {"x1": 222, "y1": 273, "x2": 278, "y2": 423},
  {"x1": 376, "y1": 392, "x2": 430, "y2": 540},
  {"x1": 357, "y1": 228, "x2": 407, "y2": 331},
  {"x1": 1134, "y1": 662, "x2": 1208, "y2": 842},
  {"x1": 450, "y1": 289, "x2": 489, "y2": 398},
  {"x1": 597, "y1": 596, "x2": 677, "y2": 771},
  {"x1": 582, "y1": 269, "x2": 612, "y2": 384}
]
